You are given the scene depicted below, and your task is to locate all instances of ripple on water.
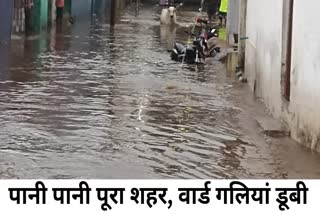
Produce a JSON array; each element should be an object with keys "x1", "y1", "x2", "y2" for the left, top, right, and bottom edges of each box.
[{"x1": 0, "y1": 4, "x2": 254, "y2": 179}]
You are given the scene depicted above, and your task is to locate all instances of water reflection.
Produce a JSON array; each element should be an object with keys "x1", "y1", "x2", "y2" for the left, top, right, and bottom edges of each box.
[
  {"x1": 7, "y1": 37, "x2": 44, "y2": 83},
  {"x1": 159, "y1": 25, "x2": 177, "y2": 50},
  {"x1": 0, "y1": 44, "x2": 10, "y2": 81},
  {"x1": 1, "y1": 3, "x2": 247, "y2": 178}
]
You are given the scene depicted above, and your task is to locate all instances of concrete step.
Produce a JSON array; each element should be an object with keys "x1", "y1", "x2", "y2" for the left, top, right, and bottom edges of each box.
[{"x1": 255, "y1": 116, "x2": 290, "y2": 138}]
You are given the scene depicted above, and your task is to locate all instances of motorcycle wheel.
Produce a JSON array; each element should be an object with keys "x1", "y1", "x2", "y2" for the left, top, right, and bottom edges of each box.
[{"x1": 170, "y1": 52, "x2": 178, "y2": 61}]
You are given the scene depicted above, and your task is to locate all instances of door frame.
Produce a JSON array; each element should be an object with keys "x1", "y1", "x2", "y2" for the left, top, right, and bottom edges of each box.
[{"x1": 281, "y1": 0, "x2": 294, "y2": 101}]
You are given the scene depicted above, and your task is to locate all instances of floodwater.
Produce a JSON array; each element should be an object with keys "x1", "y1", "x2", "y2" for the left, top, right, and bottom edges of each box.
[{"x1": 1, "y1": 3, "x2": 320, "y2": 179}]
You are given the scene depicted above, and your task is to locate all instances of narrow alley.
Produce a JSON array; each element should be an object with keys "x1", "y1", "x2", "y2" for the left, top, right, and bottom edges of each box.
[{"x1": 1, "y1": 2, "x2": 320, "y2": 179}]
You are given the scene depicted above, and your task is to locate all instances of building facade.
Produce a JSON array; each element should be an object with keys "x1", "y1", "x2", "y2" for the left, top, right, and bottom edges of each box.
[
  {"x1": 0, "y1": 0, "x2": 13, "y2": 42},
  {"x1": 244, "y1": 0, "x2": 320, "y2": 151},
  {"x1": 0, "y1": 0, "x2": 13, "y2": 76}
]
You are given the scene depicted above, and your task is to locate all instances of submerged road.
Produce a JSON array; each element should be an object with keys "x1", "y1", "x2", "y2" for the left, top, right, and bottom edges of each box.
[{"x1": 0, "y1": 4, "x2": 320, "y2": 179}]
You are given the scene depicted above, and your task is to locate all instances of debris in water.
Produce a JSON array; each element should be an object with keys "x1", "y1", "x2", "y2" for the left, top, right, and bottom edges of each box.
[{"x1": 166, "y1": 85, "x2": 177, "y2": 90}]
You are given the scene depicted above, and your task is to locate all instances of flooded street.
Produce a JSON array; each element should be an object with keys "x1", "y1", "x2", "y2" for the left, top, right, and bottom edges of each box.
[{"x1": 1, "y1": 3, "x2": 320, "y2": 179}]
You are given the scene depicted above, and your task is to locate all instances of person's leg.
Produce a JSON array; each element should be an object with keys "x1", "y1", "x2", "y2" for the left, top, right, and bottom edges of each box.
[
  {"x1": 213, "y1": 4, "x2": 218, "y2": 19},
  {"x1": 56, "y1": 7, "x2": 59, "y2": 21},
  {"x1": 24, "y1": 8, "x2": 33, "y2": 35},
  {"x1": 207, "y1": 9, "x2": 212, "y2": 22},
  {"x1": 60, "y1": 7, "x2": 64, "y2": 20},
  {"x1": 209, "y1": 4, "x2": 216, "y2": 22},
  {"x1": 218, "y1": 12, "x2": 223, "y2": 27},
  {"x1": 56, "y1": 7, "x2": 63, "y2": 21},
  {"x1": 25, "y1": 8, "x2": 29, "y2": 34}
]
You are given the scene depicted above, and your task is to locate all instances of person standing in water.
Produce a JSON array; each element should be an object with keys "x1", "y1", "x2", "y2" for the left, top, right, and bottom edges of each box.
[
  {"x1": 206, "y1": 0, "x2": 219, "y2": 22},
  {"x1": 56, "y1": 0, "x2": 65, "y2": 22},
  {"x1": 24, "y1": 0, "x2": 34, "y2": 36},
  {"x1": 219, "y1": 0, "x2": 228, "y2": 27}
]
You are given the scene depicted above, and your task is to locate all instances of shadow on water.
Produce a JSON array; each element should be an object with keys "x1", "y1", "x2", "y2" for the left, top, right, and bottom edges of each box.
[{"x1": 1, "y1": 2, "x2": 320, "y2": 179}]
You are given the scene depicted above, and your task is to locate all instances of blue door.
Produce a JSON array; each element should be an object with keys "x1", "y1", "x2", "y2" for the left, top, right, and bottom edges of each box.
[
  {"x1": 0, "y1": 0, "x2": 13, "y2": 74},
  {"x1": 0, "y1": 0, "x2": 13, "y2": 46}
]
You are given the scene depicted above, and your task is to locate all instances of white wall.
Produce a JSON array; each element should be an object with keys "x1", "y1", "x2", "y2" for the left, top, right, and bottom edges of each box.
[
  {"x1": 245, "y1": 0, "x2": 320, "y2": 151},
  {"x1": 245, "y1": 0, "x2": 283, "y2": 117},
  {"x1": 290, "y1": 0, "x2": 320, "y2": 151}
]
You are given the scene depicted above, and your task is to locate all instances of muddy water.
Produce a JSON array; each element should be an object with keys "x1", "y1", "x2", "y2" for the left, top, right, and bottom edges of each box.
[{"x1": 1, "y1": 4, "x2": 320, "y2": 179}]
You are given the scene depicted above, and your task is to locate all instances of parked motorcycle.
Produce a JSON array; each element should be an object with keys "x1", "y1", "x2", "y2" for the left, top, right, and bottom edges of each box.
[
  {"x1": 170, "y1": 32, "x2": 207, "y2": 64},
  {"x1": 200, "y1": 28, "x2": 221, "y2": 57},
  {"x1": 194, "y1": 17, "x2": 220, "y2": 40},
  {"x1": 170, "y1": 29, "x2": 221, "y2": 64},
  {"x1": 192, "y1": 17, "x2": 221, "y2": 57}
]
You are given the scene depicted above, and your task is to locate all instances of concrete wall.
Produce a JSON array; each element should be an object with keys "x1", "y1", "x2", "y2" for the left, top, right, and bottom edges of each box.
[
  {"x1": 245, "y1": 0, "x2": 283, "y2": 117},
  {"x1": 226, "y1": 0, "x2": 239, "y2": 45},
  {"x1": 289, "y1": 0, "x2": 320, "y2": 151},
  {"x1": 245, "y1": 0, "x2": 320, "y2": 151}
]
